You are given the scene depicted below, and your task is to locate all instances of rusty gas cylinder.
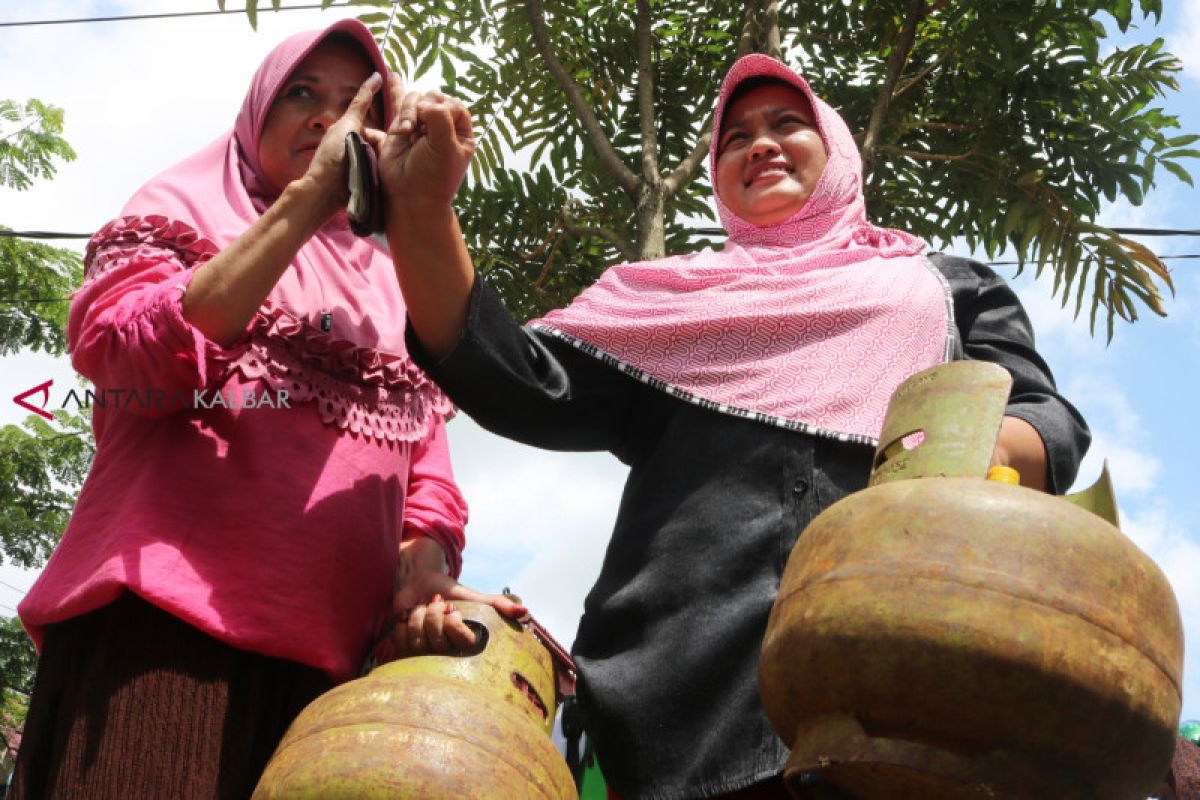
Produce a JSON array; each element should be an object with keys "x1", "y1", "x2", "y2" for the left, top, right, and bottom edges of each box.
[
  {"x1": 253, "y1": 602, "x2": 578, "y2": 799},
  {"x1": 759, "y1": 361, "x2": 1183, "y2": 800}
]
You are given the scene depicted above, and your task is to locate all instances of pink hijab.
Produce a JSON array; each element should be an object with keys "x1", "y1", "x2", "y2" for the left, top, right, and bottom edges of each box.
[
  {"x1": 531, "y1": 54, "x2": 953, "y2": 445},
  {"x1": 84, "y1": 19, "x2": 449, "y2": 443}
]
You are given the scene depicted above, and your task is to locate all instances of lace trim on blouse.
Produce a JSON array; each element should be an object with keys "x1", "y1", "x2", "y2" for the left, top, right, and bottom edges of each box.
[{"x1": 86, "y1": 215, "x2": 451, "y2": 444}]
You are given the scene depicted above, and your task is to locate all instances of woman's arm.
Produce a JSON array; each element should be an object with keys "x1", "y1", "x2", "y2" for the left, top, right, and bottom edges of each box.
[
  {"x1": 371, "y1": 79, "x2": 641, "y2": 453},
  {"x1": 992, "y1": 415, "x2": 1049, "y2": 492},
  {"x1": 931, "y1": 254, "x2": 1091, "y2": 493},
  {"x1": 392, "y1": 424, "x2": 527, "y2": 655},
  {"x1": 366, "y1": 77, "x2": 477, "y2": 361},
  {"x1": 181, "y1": 72, "x2": 383, "y2": 347}
]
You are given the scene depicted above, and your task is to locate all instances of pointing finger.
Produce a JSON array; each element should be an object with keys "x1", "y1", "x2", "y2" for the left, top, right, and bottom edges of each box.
[
  {"x1": 343, "y1": 72, "x2": 384, "y2": 127},
  {"x1": 393, "y1": 89, "x2": 423, "y2": 137}
]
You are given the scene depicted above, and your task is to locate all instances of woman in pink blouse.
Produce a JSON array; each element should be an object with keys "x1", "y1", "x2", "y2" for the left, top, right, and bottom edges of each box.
[{"x1": 12, "y1": 19, "x2": 520, "y2": 798}]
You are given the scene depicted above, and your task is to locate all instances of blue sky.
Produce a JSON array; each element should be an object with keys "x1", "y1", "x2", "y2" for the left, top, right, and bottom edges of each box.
[{"x1": 1, "y1": 1, "x2": 1198, "y2": 729}]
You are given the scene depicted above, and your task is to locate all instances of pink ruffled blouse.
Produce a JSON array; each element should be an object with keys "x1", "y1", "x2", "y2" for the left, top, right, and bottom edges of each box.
[
  {"x1": 19, "y1": 215, "x2": 465, "y2": 683},
  {"x1": 21, "y1": 20, "x2": 465, "y2": 682}
]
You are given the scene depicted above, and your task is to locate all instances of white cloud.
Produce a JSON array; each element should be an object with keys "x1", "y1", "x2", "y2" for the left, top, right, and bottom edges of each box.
[
  {"x1": 1056, "y1": 366, "x2": 1165, "y2": 496},
  {"x1": 447, "y1": 416, "x2": 627, "y2": 644},
  {"x1": 1170, "y1": 0, "x2": 1200, "y2": 81},
  {"x1": 0, "y1": 2, "x2": 364, "y2": 232},
  {"x1": 1121, "y1": 503, "x2": 1200, "y2": 720}
]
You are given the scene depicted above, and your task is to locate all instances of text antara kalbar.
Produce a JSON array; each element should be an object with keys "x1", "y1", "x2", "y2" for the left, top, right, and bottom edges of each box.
[{"x1": 61, "y1": 388, "x2": 291, "y2": 411}]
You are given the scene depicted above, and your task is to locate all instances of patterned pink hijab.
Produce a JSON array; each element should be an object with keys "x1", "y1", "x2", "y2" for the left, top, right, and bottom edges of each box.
[
  {"x1": 116, "y1": 19, "x2": 395, "y2": 342},
  {"x1": 531, "y1": 54, "x2": 953, "y2": 444},
  {"x1": 86, "y1": 20, "x2": 450, "y2": 443}
]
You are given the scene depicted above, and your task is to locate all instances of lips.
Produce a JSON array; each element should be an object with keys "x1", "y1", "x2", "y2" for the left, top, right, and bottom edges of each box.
[{"x1": 745, "y1": 159, "x2": 793, "y2": 186}]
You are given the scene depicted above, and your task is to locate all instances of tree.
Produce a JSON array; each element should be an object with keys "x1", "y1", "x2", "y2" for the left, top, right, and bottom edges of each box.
[
  {"x1": 0, "y1": 96, "x2": 91, "y2": 560},
  {"x1": 237, "y1": 0, "x2": 1196, "y2": 336},
  {"x1": 0, "y1": 97, "x2": 92, "y2": 762},
  {"x1": 1, "y1": 99, "x2": 80, "y2": 355},
  {"x1": 0, "y1": 616, "x2": 38, "y2": 769},
  {"x1": 0, "y1": 412, "x2": 92, "y2": 570}
]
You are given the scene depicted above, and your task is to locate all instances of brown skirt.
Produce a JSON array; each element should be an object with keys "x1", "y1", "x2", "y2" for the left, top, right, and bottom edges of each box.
[{"x1": 11, "y1": 593, "x2": 334, "y2": 800}]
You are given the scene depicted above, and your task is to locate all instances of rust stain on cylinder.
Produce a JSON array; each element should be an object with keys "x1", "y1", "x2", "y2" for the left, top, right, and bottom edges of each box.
[{"x1": 254, "y1": 603, "x2": 577, "y2": 799}]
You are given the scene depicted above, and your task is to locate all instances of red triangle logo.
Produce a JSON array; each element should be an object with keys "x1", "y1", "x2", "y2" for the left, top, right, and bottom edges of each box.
[{"x1": 12, "y1": 379, "x2": 54, "y2": 421}]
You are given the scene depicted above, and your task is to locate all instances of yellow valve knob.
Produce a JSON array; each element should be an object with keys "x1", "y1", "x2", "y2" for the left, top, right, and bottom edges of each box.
[{"x1": 987, "y1": 465, "x2": 1020, "y2": 485}]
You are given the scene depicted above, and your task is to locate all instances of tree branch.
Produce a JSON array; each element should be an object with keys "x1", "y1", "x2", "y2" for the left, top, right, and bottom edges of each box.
[
  {"x1": 561, "y1": 202, "x2": 638, "y2": 262},
  {"x1": 737, "y1": 0, "x2": 764, "y2": 57},
  {"x1": 763, "y1": 0, "x2": 781, "y2": 60},
  {"x1": 534, "y1": 231, "x2": 566, "y2": 288},
  {"x1": 519, "y1": 219, "x2": 564, "y2": 261},
  {"x1": 889, "y1": 120, "x2": 983, "y2": 132},
  {"x1": 666, "y1": 0, "x2": 761, "y2": 197},
  {"x1": 861, "y1": 0, "x2": 926, "y2": 178},
  {"x1": 636, "y1": 0, "x2": 659, "y2": 184},
  {"x1": 525, "y1": 0, "x2": 641, "y2": 199},
  {"x1": 664, "y1": 117, "x2": 713, "y2": 196},
  {"x1": 892, "y1": 5, "x2": 977, "y2": 100},
  {"x1": 891, "y1": 48, "x2": 952, "y2": 100},
  {"x1": 878, "y1": 145, "x2": 978, "y2": 162}
]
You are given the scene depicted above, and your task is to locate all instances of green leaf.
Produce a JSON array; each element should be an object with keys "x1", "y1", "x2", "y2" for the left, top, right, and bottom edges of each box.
[
  {"x1": 1162, "y1": 159, "x2": 1195, "y2": 186},
  {"x1": 1165, "y1": 133, "x2": 1200, "y2": 147}
]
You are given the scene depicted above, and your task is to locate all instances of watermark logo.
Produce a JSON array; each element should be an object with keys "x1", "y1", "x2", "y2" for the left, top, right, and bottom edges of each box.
[
  {"x1": 12, "y1": 379, "x2": 55, "y2": 421},
  {"x1": 10, "y1": 379, "x2": 291, "y2": 416}
]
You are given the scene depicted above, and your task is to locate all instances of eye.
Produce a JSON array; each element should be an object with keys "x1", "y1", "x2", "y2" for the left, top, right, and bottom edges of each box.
[
  {"x1": 281, "y1": 83, "x2": 315, "y2": 101},
  {"x1": 777, "y1": 113, "x2": 813, "y2": 130},
  {"x1": 720, "y1": 130, "x2": 748, "y2": 152}
]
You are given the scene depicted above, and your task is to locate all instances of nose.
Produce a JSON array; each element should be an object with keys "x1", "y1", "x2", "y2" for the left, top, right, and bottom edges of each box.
[
  {"x1": 748, "y1": 132, "x2": 780, "y2": 160},
  {"x1": 307, "y1": 104, "x2": 340, "y2": 131}
]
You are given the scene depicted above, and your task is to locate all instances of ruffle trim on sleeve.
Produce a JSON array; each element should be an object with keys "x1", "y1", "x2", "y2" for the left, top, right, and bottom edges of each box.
[
  {"x1": 85, "y1": 215, "x2": 219, "y2": 280},
  {"x1": 231, "y1": 307, "x2": 453, "y2": 445},
  {"x1": 84, "y1": 215, "x2": 450, "y2": 444}
]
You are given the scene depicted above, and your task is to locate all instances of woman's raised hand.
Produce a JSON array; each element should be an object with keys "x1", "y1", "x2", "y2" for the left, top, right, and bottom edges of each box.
[
  {"x1": 365, "y1": 74, "x2": 476, "y2": 213},
  {"x1": 300, "y1": 71, "x2": 384, "y2": 217}
]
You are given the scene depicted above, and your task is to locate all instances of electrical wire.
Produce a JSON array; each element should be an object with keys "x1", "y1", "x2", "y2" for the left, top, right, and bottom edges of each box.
[
  {"x1": 0, "y1": 231, "x2": 91, "y2": 240},
  {"x1": 5, "y1": 226, "x2": 1200, "y2": 242},
  {"x1": 0, "y1": 3, "x2": 363, "y2": 29},
  {"x1": 0, "y1": 580, "x2": 28, "y2": 599},
  {"x1": 380, "y1": 0, "x2": 399, "y2": 47},
  {"x1": 2, "y1": 252, "x2": 1198, "y2": 305},
  {"x1": 684, "y1": 227, "x2": 1200, "y2": 238}
]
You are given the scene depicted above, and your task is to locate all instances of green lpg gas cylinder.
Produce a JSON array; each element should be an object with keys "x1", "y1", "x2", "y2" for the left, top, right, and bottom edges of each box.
[{"x1": 759, "y1": 361, "x2": 1183, "y2": 800}]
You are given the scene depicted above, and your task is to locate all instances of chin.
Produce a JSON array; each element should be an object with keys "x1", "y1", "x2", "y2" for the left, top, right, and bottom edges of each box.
[{"x1": 743, "y1": 202, "x2": 807, "y2": 226}]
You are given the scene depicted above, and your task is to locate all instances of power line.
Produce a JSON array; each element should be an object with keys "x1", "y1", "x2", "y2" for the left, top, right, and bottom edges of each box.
[
  {"x1": 0, "y1": 231, "x2": 91, "y2": 240},
  {"x1": 1, "y1": 252, "x2": 1198, "y2": 306},
  {"x1": 5, "y1": 226, "x2": 1200, "y2": 243},
  {"x1": 685, "y1": 226, "x2": 1200, "y2": 238},
  {"x1": 0, "y1": 579, "x2": 28, "y2": 599},
  {"x1": 0, "y1": 3, "x2": 361, "y2": 29},
  {"x1": 1107, "y1": 227, "x2": 1200, "y2": 237}
]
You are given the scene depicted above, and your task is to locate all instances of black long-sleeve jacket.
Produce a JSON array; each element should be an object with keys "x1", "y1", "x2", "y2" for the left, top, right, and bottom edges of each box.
[{"x1": 408, "y1": 254, "x2": 1091, "y2": 800}]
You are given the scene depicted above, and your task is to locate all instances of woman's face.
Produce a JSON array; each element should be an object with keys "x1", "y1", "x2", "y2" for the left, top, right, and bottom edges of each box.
[
  {"x1": 715, "y1": 82, "x2": 828, "y2": 226},
  {"x1": 257, "y1": 38, "x2": 378, "y2": 193}
]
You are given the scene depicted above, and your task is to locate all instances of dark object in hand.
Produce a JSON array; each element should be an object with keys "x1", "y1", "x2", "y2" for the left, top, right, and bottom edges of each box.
[{"x1": 345, "y1": 131, "x2": 382, "y2": 236}]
